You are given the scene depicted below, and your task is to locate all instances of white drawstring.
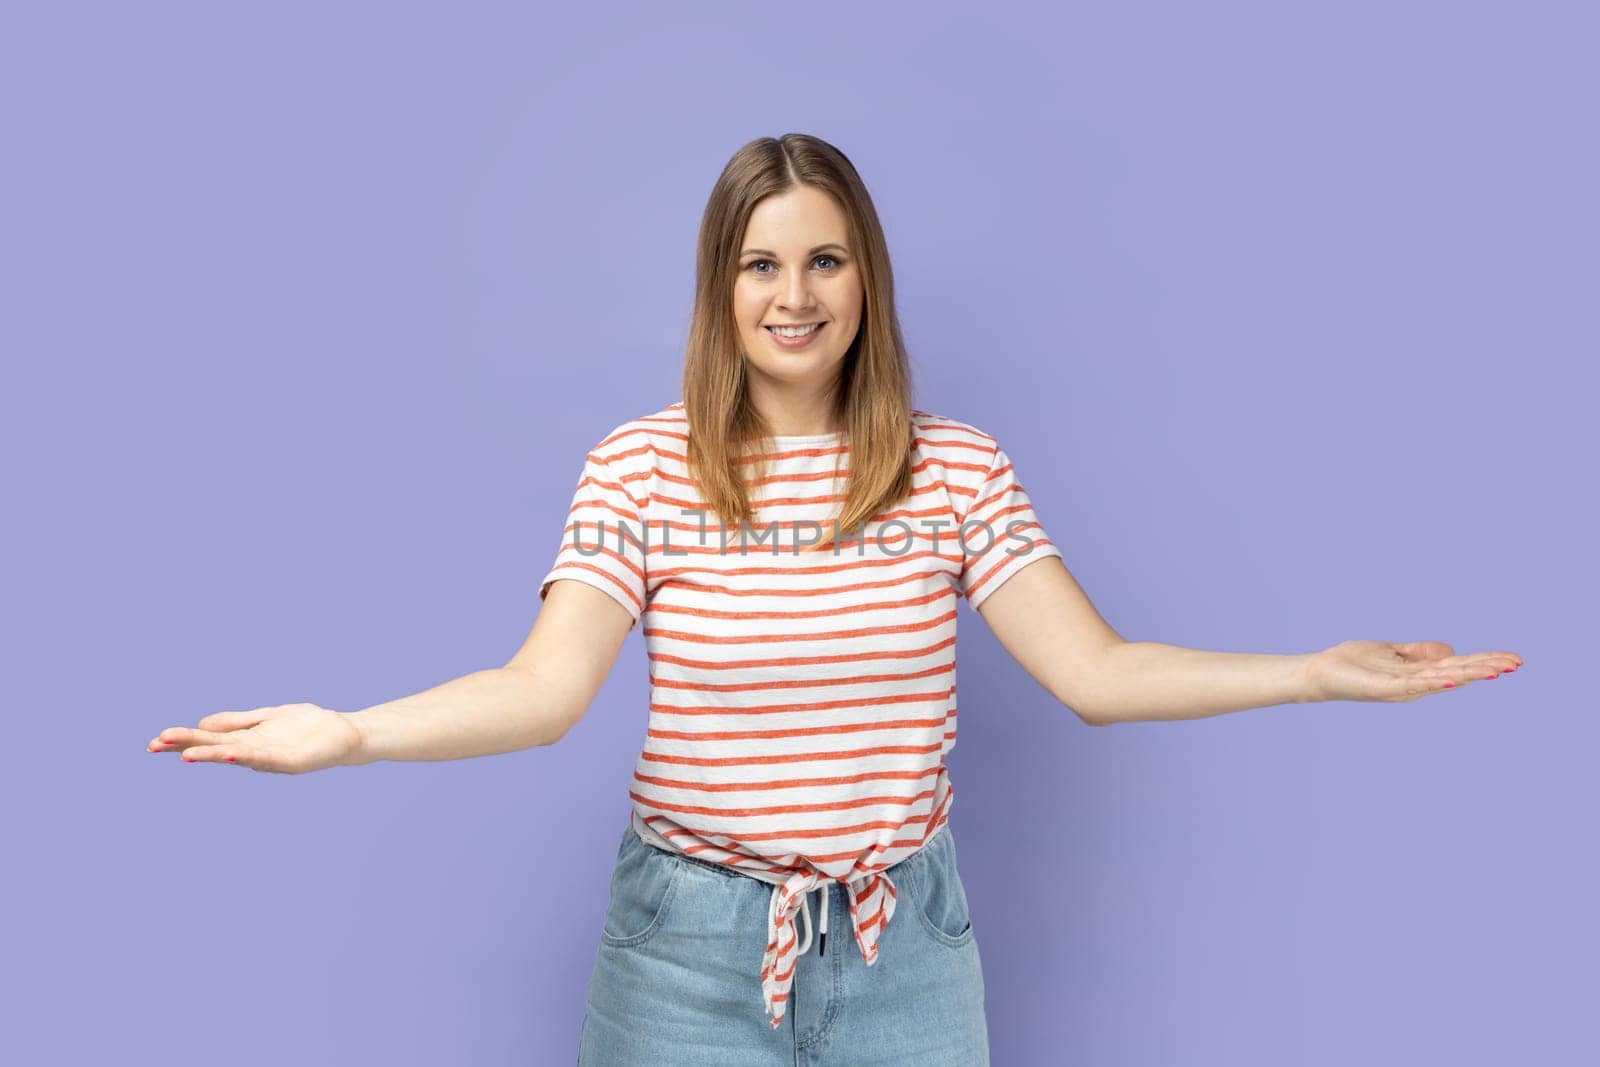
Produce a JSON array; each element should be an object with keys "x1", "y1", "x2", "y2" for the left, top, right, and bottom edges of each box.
[{"x1": 771, "y1": 881, "x2": 833, "y2": 958}]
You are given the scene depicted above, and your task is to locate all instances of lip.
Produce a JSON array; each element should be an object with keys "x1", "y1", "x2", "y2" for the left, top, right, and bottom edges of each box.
[{"x1": 764, "y1": 321, "x2": 827, "y2": 350}]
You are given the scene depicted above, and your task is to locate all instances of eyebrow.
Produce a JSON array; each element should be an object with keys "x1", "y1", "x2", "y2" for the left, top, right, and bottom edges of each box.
[{"x1": 739, "y1": 243, "x2": 850, "y2": 258}]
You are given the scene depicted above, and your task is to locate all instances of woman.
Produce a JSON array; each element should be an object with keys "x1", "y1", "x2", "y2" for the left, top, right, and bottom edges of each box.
[{"x1": 146, "y1": 134, "x2": 1521, "y2": 1065}]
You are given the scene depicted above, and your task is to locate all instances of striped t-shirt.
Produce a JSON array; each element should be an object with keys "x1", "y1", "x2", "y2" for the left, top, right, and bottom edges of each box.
[{"x1": 538, "y1": 400, "x2": 1062, "y2": 1029}]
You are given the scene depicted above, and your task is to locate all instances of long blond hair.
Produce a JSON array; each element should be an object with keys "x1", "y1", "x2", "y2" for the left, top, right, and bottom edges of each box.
[{"x1": 681, "y1": 133, "x2": 916, "y2": 552}]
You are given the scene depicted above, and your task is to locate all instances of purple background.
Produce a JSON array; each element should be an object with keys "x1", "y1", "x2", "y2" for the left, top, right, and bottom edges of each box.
[{"x1": 6, "y1": 2, "x2": 1593, "y2": 1063}]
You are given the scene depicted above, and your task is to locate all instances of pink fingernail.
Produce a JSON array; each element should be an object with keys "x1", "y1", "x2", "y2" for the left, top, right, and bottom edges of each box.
[
  {"x1": 1444, "y1": 682, "x2": 1455, "y2": 688},
  {"x1": 1486, "y1": 674, "x2": 1499, "y2": 680},
  {"x1": 226, "y1": 757, "x2": 236, "y2": 762}
]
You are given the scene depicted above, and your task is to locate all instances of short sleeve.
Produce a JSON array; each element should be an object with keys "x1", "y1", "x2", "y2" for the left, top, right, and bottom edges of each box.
[
  {"x1": 957, "y1": 441, "x2": 1063, "y2": 611},
  {"x1": 538, "y1": 446, "x2": 648, "y2": 629}
]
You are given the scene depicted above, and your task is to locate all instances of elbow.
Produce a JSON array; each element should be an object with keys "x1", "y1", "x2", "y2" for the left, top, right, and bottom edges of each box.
[
  {"x1": 1073, "y1": 704, "x2": 1114, "y2": 727},
  {"x1": 538, "y1": 702, "x2": 586, "y2": 748},
  {"x1": 1058, "y1": 666, "x2": 1118, "y2": 727},
  {"x1": 1065, "y1": 638, "x2": 1128, "y2": 727},
  {"x1": 502, "y1": 663, "x2": 585, "y2": 748},
  {"x1": 1055, "y1": 685, "x2": 1111, "y2": 727}
]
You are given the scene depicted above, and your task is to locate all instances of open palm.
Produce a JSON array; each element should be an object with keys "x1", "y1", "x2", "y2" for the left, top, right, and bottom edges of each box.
[
  {"x1": 146, "y1": 702, "x2": 363, "y2": 774},
  {"x1": 1306, "y1": 640, "x2": 1521, "y2": 704}
]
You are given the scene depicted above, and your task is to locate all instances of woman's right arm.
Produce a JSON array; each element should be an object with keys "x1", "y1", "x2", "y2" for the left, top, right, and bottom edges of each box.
[
  {"x1": 148, "y1": 579, "x2": 635, "y2": 772},
  {"x1": 349, "y1": 579, "x2": 635, "y2": 763}
]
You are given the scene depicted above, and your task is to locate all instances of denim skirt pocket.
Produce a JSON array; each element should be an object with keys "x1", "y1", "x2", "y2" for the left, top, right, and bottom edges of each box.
[
  {"x1": 908, "y1": 828, "x2": 976, "y2": 948},
  {"x1": 599, "y1": 827, "x2": 683, "y2": 949}
]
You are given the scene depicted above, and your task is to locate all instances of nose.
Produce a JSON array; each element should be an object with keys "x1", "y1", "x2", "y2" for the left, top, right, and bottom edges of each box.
[{"x1": 780, "y1": 271, "x2": 816, "y2": 313}]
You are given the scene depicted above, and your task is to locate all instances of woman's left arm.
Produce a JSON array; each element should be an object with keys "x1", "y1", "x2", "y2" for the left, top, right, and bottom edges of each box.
[{"x1": 974, "y1": 557, "x2": 1522, "y2": 726}]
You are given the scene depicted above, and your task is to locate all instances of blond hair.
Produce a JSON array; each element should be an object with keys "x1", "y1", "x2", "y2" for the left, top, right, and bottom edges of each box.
[{"x1": 681, "y1": 133, "x2": 917, "y2": 552}]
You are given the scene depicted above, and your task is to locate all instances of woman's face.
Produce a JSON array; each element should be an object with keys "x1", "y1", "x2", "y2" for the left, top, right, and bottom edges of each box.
[{"x1": 732, "y1": 185, "x2": 864, "y2": 408}]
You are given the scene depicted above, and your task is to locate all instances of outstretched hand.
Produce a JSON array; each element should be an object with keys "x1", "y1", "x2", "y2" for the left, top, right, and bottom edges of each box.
[
  {"x1": 1305, "y1": 640, "x2": 1522, "y2": 704},
  {"x1": 145, "y1": 703, "x2": 364, "y2": 774}
]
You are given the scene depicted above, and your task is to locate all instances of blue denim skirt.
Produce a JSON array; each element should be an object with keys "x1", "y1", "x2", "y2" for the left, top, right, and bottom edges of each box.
[{"x1": 577, "y1": 821, "x2": 990, "y2": 1065}]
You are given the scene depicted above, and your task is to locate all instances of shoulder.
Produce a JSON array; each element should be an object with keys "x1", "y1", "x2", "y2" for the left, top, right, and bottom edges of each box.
[
  {"x1": 554, "y1": 403, "x2": 680, "y2": 514},
  {"x1": 911, "y1": 410, "x2": 1011, "y2": 522},
  {"x1": 584, "y1": 401, "x2": 686, "y2": 465},
  {"x1": 910, "y1": 408, "x2": 1000, "y2": 465}
]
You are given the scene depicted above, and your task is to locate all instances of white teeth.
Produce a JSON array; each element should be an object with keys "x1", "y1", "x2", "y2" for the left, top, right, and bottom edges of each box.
[{"x1": 769, "y1": 323, "x2": 822, "y2": 338}]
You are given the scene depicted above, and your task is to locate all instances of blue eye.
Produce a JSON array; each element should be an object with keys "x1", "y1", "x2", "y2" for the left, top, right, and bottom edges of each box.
[{"x1": 747, "y1": 255, "x2": 843, "y2": 274}]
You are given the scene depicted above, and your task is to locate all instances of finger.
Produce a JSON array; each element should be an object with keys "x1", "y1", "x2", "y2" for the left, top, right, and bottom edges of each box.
[
  {"x1": 1387, "y1": 672, "x2": 1466, "y2": 701},
  {"x1": 191, "y1": 744, "x2": 290, "y2": 773},
  {"x1": 149, "y1": 727, "x2": 238, "y2": 751},
  {"x1": 1393, "y1": 640, "x2": 1455, "y2": 662},
  {"x1": 1402, "y1": 659, "x2": 1508, "y2": 692},
  {"x1": 177, "y1": 745, "x2": 241, "y2": 765},
  {"x1": 1446, "y1": 655, "x2": 1516, "y2": 681},
  {"x1": 1407, "y1": 651, "x2": 1520, "y2": 673},
  {"x1": 1395, "y1": 647, "x2": 1487, "y2": 669},
  {"x1": 148, "y1": 730, "x2": 190, "y2": 752},
  {"x1": 196, "y1": 708, "x2": 275, "y2": 732}
]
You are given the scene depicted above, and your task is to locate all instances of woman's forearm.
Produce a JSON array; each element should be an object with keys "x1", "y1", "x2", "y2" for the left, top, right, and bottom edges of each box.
[
  {"x1": 342, "y1": 667, "x2": 567, "y2": 764},
  {"x1": 1082, "y1": 641, "x2": 1315, "y2": 725}
]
